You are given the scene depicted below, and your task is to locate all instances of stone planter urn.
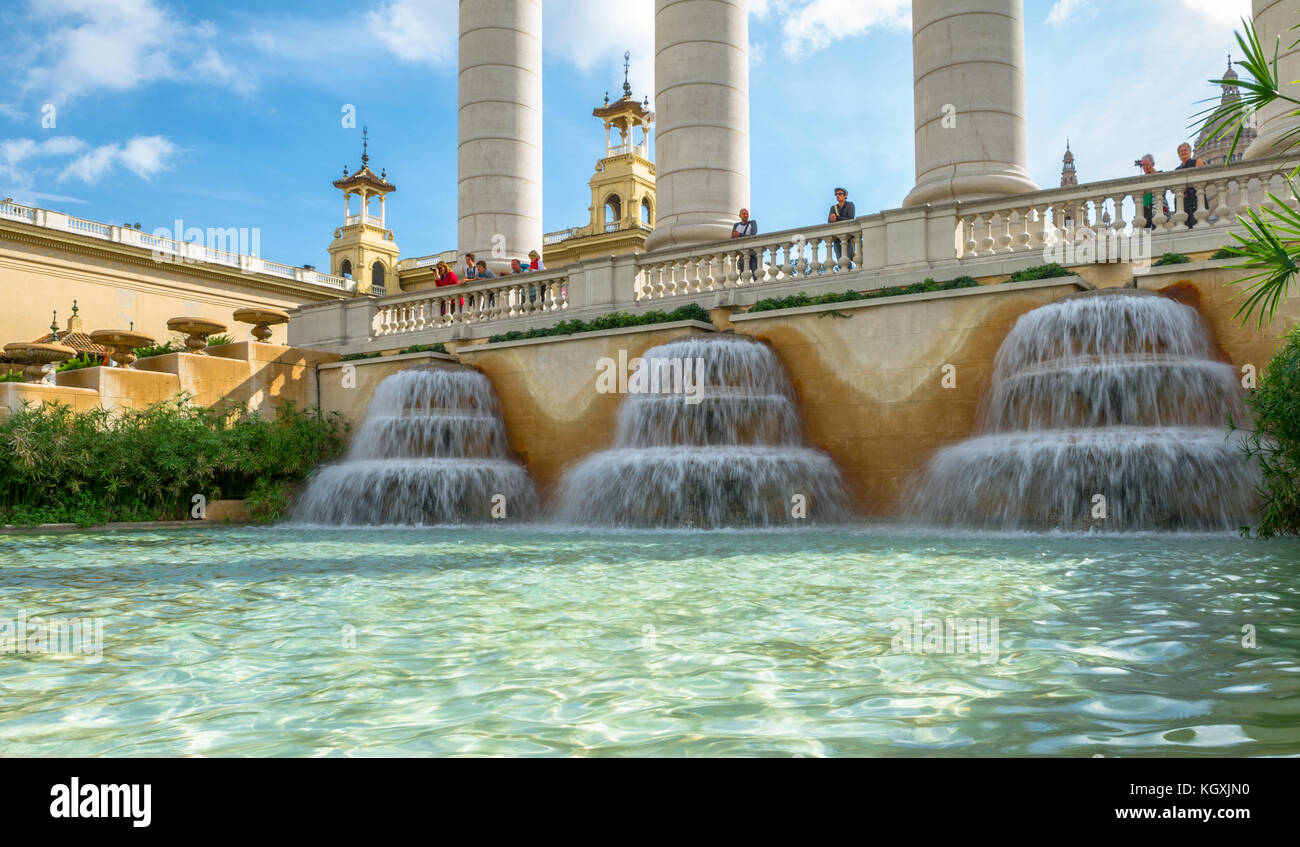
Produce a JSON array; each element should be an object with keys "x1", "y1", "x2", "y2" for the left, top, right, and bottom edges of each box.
[
  {"x1": 89, "y1": 330, "x2": 156, "y2": 368},
  {"x1": 232, "y1": 307, "x2": 290, "y2": 342},
  {"x1": 166, "y1": 317, "x2": 228, "y2": 354},
  {"x1": 3, "y1": 342, "x2": 76, "y2": 383}
]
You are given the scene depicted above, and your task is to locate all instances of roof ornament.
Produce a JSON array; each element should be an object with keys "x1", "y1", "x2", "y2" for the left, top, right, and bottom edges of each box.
[
  {"x1": 361, "y1": 126, "x2": 369, "y2": 167},
  {"x1": 623, "y1": 51, "x2": 633, "y2": 99},
  {"x1": 50, "y1": 310, "x2": 58, "y2": 342}
]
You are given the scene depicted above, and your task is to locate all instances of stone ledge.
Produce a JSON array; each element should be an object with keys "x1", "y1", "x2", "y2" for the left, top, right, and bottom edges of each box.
[
  {"x1": 0, "y1": 519, "x2": 244, "y2": 534},
  {"x1": 318, "y1": 350, "x2": 458, "y2": 370}
]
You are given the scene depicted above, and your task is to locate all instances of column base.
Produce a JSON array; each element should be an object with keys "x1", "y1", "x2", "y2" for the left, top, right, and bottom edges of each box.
[
  {"x1": 644, "y1": 219, "x2": 736, "y2": 253},
  {"x1": 903, "y1": 170, "x2": 1040, "y2": 208}
]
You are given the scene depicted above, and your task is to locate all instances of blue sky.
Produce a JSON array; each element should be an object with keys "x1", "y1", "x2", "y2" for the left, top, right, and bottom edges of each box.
[{"x1": 0, "y1": 0, "x2": 1250, "y2": 269}]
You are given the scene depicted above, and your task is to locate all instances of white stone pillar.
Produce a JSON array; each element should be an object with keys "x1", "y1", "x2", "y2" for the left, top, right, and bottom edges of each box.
[
  {"x1": 903, "y1": 0, "x2": 1038, "y2": 207},
  {"x1": 458, "y1": 0, "x2": 543, "y2": 265},
  {"x1": 644, "y1": 0, "x2": 750, "y2": 251},
  {"x1": 1243, "y1": 0, "x2": 1300, "y2": 160}
]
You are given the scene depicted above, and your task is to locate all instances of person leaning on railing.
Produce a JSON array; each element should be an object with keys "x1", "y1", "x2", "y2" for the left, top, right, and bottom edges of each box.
[
  {"x1": 731, "y1": 208, "x2": 759, "y2": 277},
  {"x1": 1138, "y1": 154, "x2": 1168, "y2": 229},
  {"x1": 828, "y1": 188, "x2": 856, "y2": 269},
  {"x1": 1175, "y1": 142, "x2": 1206, "y2": 228},
  {"x1": 434, "y1": 261, "x2": 460, "y2": 316}
]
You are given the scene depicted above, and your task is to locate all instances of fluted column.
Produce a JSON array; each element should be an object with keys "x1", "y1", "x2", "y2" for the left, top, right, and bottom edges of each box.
[
  {"x1": 458, "y1": 0, "x2": 543, "y2": 265},
  {"x1": 1243, "y1": 0, "x2": 1300, "y2": 160},
  {"x1": 903, "y1": 0, "x2": 1038, "y2": 207},
  {"x1": 644, "y1": 0, "x2": 750, "y2": 252}
]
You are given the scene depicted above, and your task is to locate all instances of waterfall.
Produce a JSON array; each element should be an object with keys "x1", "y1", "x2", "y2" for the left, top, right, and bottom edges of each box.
[
  {"x1": 554, "y1": 335, "x2": 852, "y2": 527},
  {"x1": 907, "y1": 289, "x2": 1259, "y2": 531},
  {"x1": 291, "y1": 367, "x2": 538, "y2": 525}
]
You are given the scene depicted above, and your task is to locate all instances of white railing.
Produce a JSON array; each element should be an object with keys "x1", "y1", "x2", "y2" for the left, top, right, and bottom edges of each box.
[
  {"x1": 544, "y1": 227, "x2": 585, "y2": 245},
  {"x1": 954, "y1": 157, "x2": 1299, "y2": 260},
  {"x1": 395, "y1": 249, "x2": 459, "y2": 271},
  {"x1": 345, "y1": 213, "x2": 383, "y2": 227},
  {"x1": 0, "y1": 199, "x2": 353, "y2": 293},
  {"x1": 636, "y1": 219, "x2": 862, "y2": 299},
  {"x1": 373, "y1": 269, "x2": 570, "y2": 337}
]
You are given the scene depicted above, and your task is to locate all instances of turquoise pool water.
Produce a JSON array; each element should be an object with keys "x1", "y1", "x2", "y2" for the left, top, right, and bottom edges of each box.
[{"x1": 1, "y1": 526, "x2": 1297, "y2": 756}]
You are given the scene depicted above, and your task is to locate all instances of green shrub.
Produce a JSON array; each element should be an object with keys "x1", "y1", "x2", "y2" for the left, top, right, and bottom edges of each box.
[
  {"x1": 0, "y1": 398, "x2": 348, "y2": 526},
  {"x1": 1007, "y1": 263, "x2": 1071, "y2": 282},
  {"x1": 206, "y1": 334, "x2": 235, "y2": 347},
  {"x1": 747, "y1": 275, "x2": 980, "y2": 314},
  {"x1": 1154, "y1": 252, "x2": 1192, "y2": 266},
  {"x1": 56, "y1": 353, "x2": 103, "y2": 372},
  {"x1": 1211, "y1": 247, "x2": 1240, "y2": 260},
  {"x1": 1240, "y1": 326, "x2": 1300, "y2": 536},
  {"x1": 340, "y1": 351, "x2": 382, "y2": 361},
  {"x1": 134, "y1": 340, "x2": 181, "y2": 359},
  {"x1": 0, "y1": 368, "x2": 23, "y2": 383},
  {"x1": 398, "y1": 343, "x2": 447, "y2": 355},
  {"x1": 488, "y1": 303, "x2": 711, "y2": 344}
]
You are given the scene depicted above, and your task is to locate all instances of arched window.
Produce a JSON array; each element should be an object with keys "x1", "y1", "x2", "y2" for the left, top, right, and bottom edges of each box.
[
  {"x1": 640, "y1": 196, "x2": 652, "y2": 226},
  {"x1": 371, "y1": 261, "x2": 385, "y2": 289},
  {"x1": 340, "y1": 259, "x2": 352, "y2": 279},
  {"x1": 605, "y1": 194, "x2": 622, "y2": 227}
]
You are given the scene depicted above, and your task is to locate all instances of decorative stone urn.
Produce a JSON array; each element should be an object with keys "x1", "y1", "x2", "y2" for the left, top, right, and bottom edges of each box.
[
  {"x1": 232, "y1": 307, "x2": 290, "y2": 342},
  {"x1": 166, "y1": 317, "x2": 228, "y2": 355},
  {"x1": 3, "y1": 341, "x2": 76, "y2": 383},
  {"x1": 89, "y1": 330, "x2": 156, "y2": 368}
]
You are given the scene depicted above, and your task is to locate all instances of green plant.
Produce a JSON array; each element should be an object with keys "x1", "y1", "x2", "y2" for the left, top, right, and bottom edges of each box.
[
  {"x1": 206, "y1": 334, "x2": 234, "y2": 347},
  {"x1": 0, "y1": 397, "x2": 348, "y2": 527},
  {"x1": 134, "y1": 340, "x2": 180, "y2": 359},
  {"x1": 488, "y1": 303, "x2": 711, "y2": 343},
  {"x1": 340, "y1": 351, "x2": 382, "y2": 361},
  {"x1": 1238, "y1": 326, "x2": 1300, "y2": 537},
  {"x1": 398, "y1": 343, "x2": 447, "y2": 355},
  {"x1": 56, "y1": 353, "x2": 103, "y2": 372},
  {"x1": 0, "y1": 368, "x2": 23, "y2": 383},
  {"x1": 1191, "y1": 18, "x2": 1300, "y2": 325},
  {"x1": 747, "y1": 275, "x2": 980, "y2": 314},
  {"x1": 1007, "y1": 263, "x2": 1071, "y2": 282},
  {"x1": 1154, "y1": 252, "x2": 1192, "y2": 266},
  {"x1": 1212, "y1": 247, "x2": 1241, "y2": 260}
]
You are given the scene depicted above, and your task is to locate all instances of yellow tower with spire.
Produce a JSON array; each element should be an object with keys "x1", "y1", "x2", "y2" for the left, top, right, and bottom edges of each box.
[
  {"x1": 544, "y1": 53, "x2": 656, "y2": 267},
  {"x1": 328, "y1": 127, "x2": 400, "y2": 295}
]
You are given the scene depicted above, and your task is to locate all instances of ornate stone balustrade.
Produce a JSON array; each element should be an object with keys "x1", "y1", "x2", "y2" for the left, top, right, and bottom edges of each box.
[{"x1": 373, "y1": 269, "x2": 570, "y2": 337}]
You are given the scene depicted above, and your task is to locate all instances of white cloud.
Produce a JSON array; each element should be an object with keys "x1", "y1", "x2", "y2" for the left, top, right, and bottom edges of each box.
[
  {"x1": 1, "y1": 135, "x2": 88, "y2": 182},
  {"x1": 779, "y1": 0, "x2": 910, "y2": 57},
  {"x1": 58, "y1": 135, "x2": 176, "y2": 184},
  {"x1": 365, "y1": 0, "x2": 457, "y2": 66},
  {"x1": 1046, "y1": 0, "x2": 1090, "y2": 27},
  {"x1": 21, "y1": 0, "x2": 240, "y2": 102},
  {"x1": 544, "y1": 1, "x2": 655, "y2": 98},
  {"x1": 1175, "y1": 0, "x2": 1251, "y2": 30}
]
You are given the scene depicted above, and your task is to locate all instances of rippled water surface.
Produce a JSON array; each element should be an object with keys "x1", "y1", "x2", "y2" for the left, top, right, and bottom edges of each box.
[{"x1": 1, "y1": 526, "x2": 1298, "y2": 756}]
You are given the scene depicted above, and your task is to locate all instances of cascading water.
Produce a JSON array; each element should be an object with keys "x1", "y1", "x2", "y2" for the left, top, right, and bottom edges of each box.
[
  {"x1": 291, "y1": 367, "x2": 538, "y2": 525},
  {"x1": 907, "y1": 289, "x2": 1259, "y2": 531},
  {"x1": 554, "y1": 335, "x2": 852, "y2": 527}
]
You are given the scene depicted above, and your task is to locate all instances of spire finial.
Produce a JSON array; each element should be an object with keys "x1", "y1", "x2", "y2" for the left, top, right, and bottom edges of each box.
[
  {"x1": 71, "y1": 299, "x2": 78, "y2": 316},
  {"x1": 50, "y1": 310, "x2": 58, "y2": 341},
  {"x1": 623, "y1": 51, "x2": 632, "y2": 98},
  {"x1": 361, "y1": 126, "x2": 369, "y2": 167}
]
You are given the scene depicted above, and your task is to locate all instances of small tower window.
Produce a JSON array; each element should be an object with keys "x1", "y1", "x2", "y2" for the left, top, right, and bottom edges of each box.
[
  {"x1": 340, "y1": 259, "x2": 352, "y2": 279},
  {"x1": 641, "y1": 196, "x2": 652, "y2": 226},
  {"x1": 371, "y1": 261, "x2": 385, "y2": 289},
  {"x1": 605, "y1": 194, "x2": 622, "y2": 226}
]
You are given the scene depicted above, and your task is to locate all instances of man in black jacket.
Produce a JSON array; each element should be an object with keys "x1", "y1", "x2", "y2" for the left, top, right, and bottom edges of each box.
[
  {"x1": 829, "y1": 188, "x2": 856, "y2": 268},
  {"x1": 732, "y1": 208, "x2": 759, "y2": 278}
]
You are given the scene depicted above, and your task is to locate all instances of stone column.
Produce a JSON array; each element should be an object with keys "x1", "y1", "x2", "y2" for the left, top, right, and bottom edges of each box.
[
  {"x1": 458, "y1": 0, "x2": 543, "y2": 265},
  {"x1": 643, "y1": 0, "x2": 750, "y2": 252},
  {"x1": 903, "y1": 0, "x2": 1038, "y2": 207},
  {"x1": 1243, "y1": 0, "x2": 1300, "y2": 160}
]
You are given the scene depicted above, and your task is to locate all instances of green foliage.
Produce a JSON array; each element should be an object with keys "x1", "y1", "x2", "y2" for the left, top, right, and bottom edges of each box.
[
  {"x1": 488, "y1": 303, "x2": 711, "y2": 343},
  {"x1": 1007, "y1": 263, "x2": 1072, "y2": 282},
  {"x1": 747, "y1": 275, "x2": 980, "y2": 314},
  {"x1": 206, "y1": 334, "x2": 235, "y2": 347},
  {"x1": 1239, "y1": 326, "x2": 1300, "y2": 537},
  {"x1": 398, "y1": 343, "x2": 448, "y2": 355},
  {"x1": 0, "y1": 398, "x2": 348, "y2": 527},
  {"x1": 134, "y1": 340, "x2": 181, "y2": 359},
  {"x1": 1154, "y1": 252, "x2": 1192, "y2": 266},
  {"x1": 1212, "y1": 247, "x2": 1242, "y2": 260},
  {"x1": 56, "y1": 353, "x2": 103, "y2": 372},
  {"x1": 0, "y1": 368, "x2": 23, "y2": 383},
  {"x1": 340, "y1": 351, "x2": 382, "y2": 361},
  {"x1": 1191, "y1": 18, "x2": 1300, "y2": 325}
]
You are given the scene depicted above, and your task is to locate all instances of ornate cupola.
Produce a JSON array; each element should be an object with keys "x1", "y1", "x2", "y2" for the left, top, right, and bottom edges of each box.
[
  {"x1": 1195, "y1": 55, "x2": 1259, "y2": 167},
  {"x1": 328, "y1": 127, "x2": 400, "y2": 295}
]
